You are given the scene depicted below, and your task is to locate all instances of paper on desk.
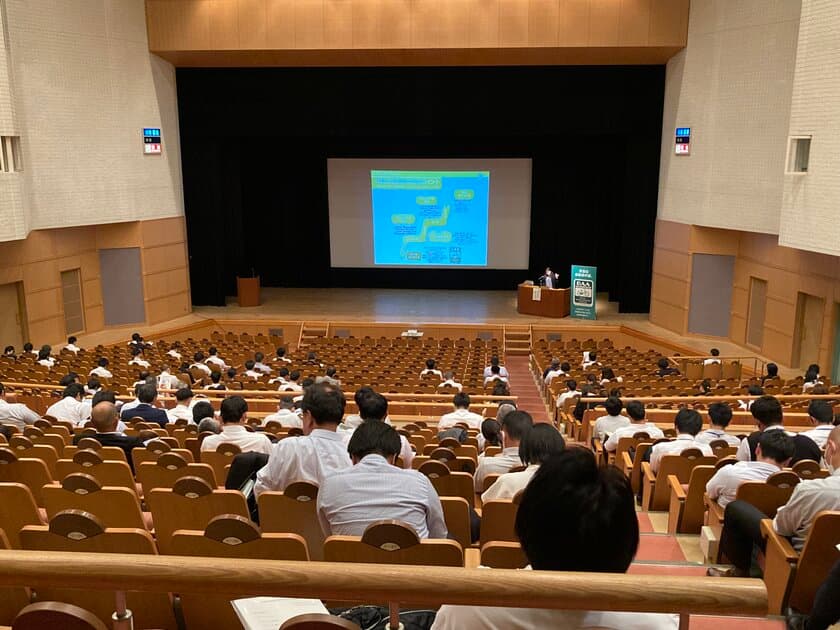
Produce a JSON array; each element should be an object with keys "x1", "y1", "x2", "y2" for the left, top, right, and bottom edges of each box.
[{"x1": 231, "y1": 596, "x2": 329, "y2": 630}]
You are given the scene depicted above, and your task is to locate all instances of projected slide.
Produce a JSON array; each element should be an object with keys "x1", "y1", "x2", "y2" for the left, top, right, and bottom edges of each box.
[{"x1": 371, "y1": 170, "x2": 490, "y2": 266}]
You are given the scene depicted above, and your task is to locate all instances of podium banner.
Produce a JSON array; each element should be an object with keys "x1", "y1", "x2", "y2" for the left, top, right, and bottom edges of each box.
[{"x1": 570, "y1": 265, "x2": 597, "y2": 320}]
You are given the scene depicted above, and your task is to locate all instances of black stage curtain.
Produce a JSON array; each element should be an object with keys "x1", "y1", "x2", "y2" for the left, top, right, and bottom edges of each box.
[{"x1": 178, "y1": 66, "x2": 664, "y2": 312}]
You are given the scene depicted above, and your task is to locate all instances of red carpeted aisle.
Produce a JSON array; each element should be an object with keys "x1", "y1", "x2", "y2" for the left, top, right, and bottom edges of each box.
[{"x1": 503, "y1": 355, "x2": 550, "y2": 423}]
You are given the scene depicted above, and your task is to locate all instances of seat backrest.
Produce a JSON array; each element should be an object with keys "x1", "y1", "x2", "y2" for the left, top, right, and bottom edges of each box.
[
  {"x1": 279, "y1": 613, "x2": 361, "y2": 630},
  {"x1": 789, "y1": 511, "x2": 840, "y2": 612},
  {"x1": 628, "y1": 442, "x2": 654, "y2": 494},
  {"x1": 0, "y1": 449, "x2": 53, "y2": 506},
  {"x1": 12, "y1": 602, "x2": 108, "y2": 630},
  {"x1": 61, "y1": 445, "x2": 127, "y2": 463},
  {"x1": 8, "y1": 437, "x2": 58, "y2": 477},
  {"x1": 0, "y1": 483, "x2": 43, "y2": 549},
  {"x1": 150, "y1": 476, "x2": 249, "y2": 554},
  {"x1": 258, "y1": 482, "x2": 324, "y2": 561},
  {"x1": 480, "y1": 495, "x2": 520, "y2": 545},
  {"x1": 736, "y1": 471, "x2": 800, "y2": 518},
  {"x1": 440, "y1": 497, "x2": 471, "y2": 549},
  {"x1": 419, "y1": 461, "x2": 474, "y2": 504},
  {"x1": 792, "y1": 459, "x2": 829, "y2": 480},
  {"x1": 200, "y1": 443, "x2": 242, "y2": 486},
  {"x1": 651, "y1": 453, "x2": 716, "y2": 511},
  {"x1": 170, "y1": 514, "x2": 309, "y2": 630},
  {"x1": 324, "y1": 520, "x2": 463, "y2": 566},
  {"x1": 19, "y1": 511, "x2": 176, "y2": 630},
  {"x1": 137, "y1": 453, "x2": 217, "y2": 505},
  {"x1": 55, "y1": 453, "x2": 136, "y2": 495},
  {"x1": 42, "y1": 474, "x2": 145, "y2": 530},
  {"x1": 479, "y1": 541, "x2": 528, "y2": 569}
]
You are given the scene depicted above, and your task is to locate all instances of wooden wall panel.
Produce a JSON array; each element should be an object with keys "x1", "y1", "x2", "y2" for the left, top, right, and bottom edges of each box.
[{"x1": 146, "y1": 0, "x2": 688, "y2": 65}]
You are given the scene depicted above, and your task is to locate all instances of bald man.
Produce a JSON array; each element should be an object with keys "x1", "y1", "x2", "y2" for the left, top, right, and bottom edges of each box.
[
  {"x1": 711, "y1": 425, "x2": 840, "y2": 578},
  {"x1": 72, "y1": 401, "x2": 147, "y2": 472}
]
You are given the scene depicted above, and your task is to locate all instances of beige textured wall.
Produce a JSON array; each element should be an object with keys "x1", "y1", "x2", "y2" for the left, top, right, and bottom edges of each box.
[
  {"x1": 657, "y1": 0, "x2": 801, "y2": 234},
  {"x1": 0, "y1": 217, "x2": 191, "y2": 348},
  {"x1": 780, "y1": 0, "x2": 840, "y2": 255},
  {"x1": 0, "y1": 0, "x2": 183, "y2": 240}
]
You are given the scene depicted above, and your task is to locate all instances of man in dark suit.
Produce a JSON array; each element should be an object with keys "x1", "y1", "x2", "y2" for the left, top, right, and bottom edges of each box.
[
  {"x1": 539, "y1": 267, "x2": 560, "y2": 289},
  {"x1": 120, "y1": 382, "x2": 169, "y2": 428},
  {"x1": 73, "y1": 401, "x2": 148, "y2": 472}
]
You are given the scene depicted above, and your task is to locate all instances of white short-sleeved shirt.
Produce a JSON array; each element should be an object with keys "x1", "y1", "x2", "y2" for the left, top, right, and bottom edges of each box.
[
  {"x1": 603, "y1": 423, "x2": 664, "y2": 452},
  {"x1": 262, "y1": 409, "x2": 303, "y2": 428},
  {"x1": 205, "y1": 355, "x2": 228, "y2": 370},
  {"x1": 705, "y1": 460, "x2": 780, "y2": 508},
  {"x1": 190, "y1": 363, "x2": 212, "y2": 375},
  {"x1": 438, "y1": 379, "x2": 463, "y2": 392},
  {"x1": 799, "y1": 425, "x2": 834, "y2": 449},
  {"x1": 482, "y1": 464, "x2": 539, "y2": 502},
  {"x1": 592, "y1": 414, "x2": 630, "y2": 442},
  {"x1": 0, "y1": 399, "x2": 41, "y2": 430},
  {"x1": 254, "y1": 428, "x2": 352, "y2": 497},
  {"x1": 695, "y1": 428, "x2": 741, "y2": 447},
  {"x1": 89, "y1": 366, "x2": 113, "y2": 379},
  {"x1": 483, "y1": 366, "x2": 509, "y2": 379},
  {"x1": 475, "y1": 447, "x2": 522, "y2": 492},
  {"x1": 201, "y1": 424, "x2": 272, "y2": 455},
  {"x1": 339, "y1": 425, "x2": 413, "y2": 469},
  {"x1": 650, "y1": 435, "x2": 713, "y2": 472},
  {"x1": 317, "y1": 454, "x2": 446, "y2": 539},
  {"x1": 166, "y1": 404, "x2": 193, "y2": 424},
  {"x1": 773, "y1": 469, "x2": 840, "y2": 550},
  {"x1": 438, "y1": 408, "x2": 484, "y2": 430},
  {"x1": 45, "y1": 397, "x2": 87, "y2": 426}
]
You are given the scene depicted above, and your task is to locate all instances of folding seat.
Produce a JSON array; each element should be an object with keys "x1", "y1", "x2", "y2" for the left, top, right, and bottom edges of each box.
[
  {"x1": 7, "y1": 436, "x2": 58, "y2": 478},
  {"x1": 418, "y1": 460, "x2": 474, "y2": 505},
  {"x1": 641, "y1": 449, "x2": 716, "y2": 511},
  {"x1": 259, "y1": 481, "x2": 324, "y2": 561},
  {"x1": 200, "y1": 442, "x2": 242, "y2": 486},
  {"x1": 707, "y1": 471, "x2": 800, "y2": 526},
  {"x1": 20, "y1": 511, "x2": 177, "y2": 629},
  {"x1": 136, "y1": 452, "x2": 217, "y2": 508},
  {"x1": 0, "y1": 483, "x2": 44, "y2": 549},
  {"x1": 169, "y1": 514, "x2": 308, "y2": 629},
  {"x1": 0, "y1": 448, "x2": 52, "y2": 506},
  {"x1": 42, "y1": 473, "x2": 146, "y2": 530},
  {"x1": 55, "y1": 450, "x2": 137, "y2": 496},
  {"x1": 324, "y1": 521, "x2": 463, "y2": 567},
  {"x1": 131, "y1": 439, "x2": 194, "y2": 469},
  {"x1": 792, "y1": 459, "x2": 830, "y2": 480},
  {"x1": 666, "y1": 464, "x2": 716, "y2": 534},
  {"x1": 480, "y1": 494, "x2": 520, "y2": 545},
  {"x1": 10, "y1": 601, "x2": 106, "y2": 630},
  {"x1": 480, "y1": 541, "x2": 528, "y2": 569}
]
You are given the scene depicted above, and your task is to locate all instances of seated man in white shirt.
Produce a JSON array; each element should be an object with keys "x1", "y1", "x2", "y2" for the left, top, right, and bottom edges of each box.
[
  {"x1": 279, "y1": 370, "x2": 302, "y2": 392},
  {"x1": 555, "y1": 379, "x2": 580, "y2": 410},
  {"x1": 255, "y1": 382, "x2": 353, "y2": 496},
  {"x1": 89, "y1": 357, "x2": 113, "y2": 379},
  {"x1": 695, "y1": 403, "x2": 742, "y2": 447},
  {"x1": 84, "y1": 377, "x2": 102, "y2": 398},
  {"x1": 0, "y1": 382, "x2": 41, "y2": 430},
  {"x1": 204, "y1": 371, "x2": 226, "y2": 390},
  {"x1": 438, "y1": 392, "x2": 484, "y2": 430},
  {"x1": 166, "y1": 387, "x2": 195, "y2": 424},
  {"x1": 189, "y1": 352, "x2": 212, "y2": 376},
  {"x1": 205, "y1": 346, "x2": 228, "y2": 371},
  {"x1": 128, "y1": 346, "x2": 151, "y2": 369},
  {"x1": 22, "y1": 342, "x2": 36, "y2": 357},
  {"x1": 706, "y1": 430, "x2": 794, "y2": 509},
  {"x1": 437, "y1": 371, "x2": 463, "y2": 392},
  {"x1": 420, "y1": 358, "x2": 443, "y2": 379},
  {"x1": 201, "y1": 395, "x2": 272, "y2": 455},
  {"x1": 45, "y1": 383, "x2": 87, "y2": 426},
  {"x1": 269, "y1": 367, "x2": 290, "y2": 385},
  {"x1": 262, "y1": 399, "x2": 303, "y2": 428},
  {"x1": 339, "y1": 387, "x2": 373, "y2": 432},
  {"x1": 191, "y1": 400, "x2": 216, "y2": 426},
  {"x1": 252, "y1": 352, "x2": 272, "y2": 374},
  {"x1": 64, "y1": 336, "x2": 81, "y2": 354},
  {"x1": 603, "y1": 401, "x2": 664, "y2": 452},
  {"x1": 483, "y1": 423, "x2": 565, "y2": 502},
  {"x1": 544, "y1": 360, "x2": 570, "y2": 385},
  {"x1": 649, "y1": 408, "x2": 713, "y2": 473},
  {"x1": 703, "y1": 348, "x2": 721, "y2": 365},
  {"x1": 435, "y1": 448, "x2": 679, "y2": 630},
  {"x1": 592, "y1": 396, "x2": 630, "y2": 443},
  {"x1": 318, "y1": 420, "x2": 446, "y2": 538},
  {"x1": 166, "y1": 341, "x2": 182, "y2": 360},
  {"x1": 800, "y1": 399, "x2": 835, "y2": 449},
  {"x1": 271, "y1": 346, "x2": 292, "y2": 364},
  {"x1": 341, "y1": 392, "x2": 412, "y2": 468},
  {"x1": 474, "y1": 410, "x2": 533, "y2": 492},
  {"x1": 710, "y1": 425, "x2": 840, "y2": 578},
  {"x1": 483, "y1": 365, "x2": 508, "y2": 387},
  {"x1": 37, "y1": 346, "x2": 56, "y2": 367},
  {"x1": 581, "y1": 351, "x2": 600, "y2": 370},
  {"x1": 483, "y1": 356, "x2": 509, "y2": 380},
  {"x1": 316, "y1": 367, "x2": 341, "y2": 388},
  {"x1": 243, "y1": 360, "x2": 263, "y2": 379}
]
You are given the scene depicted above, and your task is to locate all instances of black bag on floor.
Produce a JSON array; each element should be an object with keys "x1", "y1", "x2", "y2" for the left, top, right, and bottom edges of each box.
[{"x1": 329, "y1": 605, "x2": 436, "y2": 630}]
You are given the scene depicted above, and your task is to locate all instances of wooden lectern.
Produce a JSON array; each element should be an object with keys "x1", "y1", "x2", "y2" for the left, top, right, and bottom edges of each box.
[
  {"x1": 517, "y1": 283, "x2": 570, "y2": 318},
  {"x1": 236, "y1": 276, "x2": 261, "y2": 307}
]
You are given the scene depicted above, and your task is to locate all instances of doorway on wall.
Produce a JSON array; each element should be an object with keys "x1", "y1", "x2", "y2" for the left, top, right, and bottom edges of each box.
[
  {"x1": 832, "y1": 304, "x2": 840, "y2": 385},
  {"x1": 0, "y1": 282, "x2": 28, "y2": 351},
  {"x1": 792, "y1": 292, "x2": 825, "y2": 369}
]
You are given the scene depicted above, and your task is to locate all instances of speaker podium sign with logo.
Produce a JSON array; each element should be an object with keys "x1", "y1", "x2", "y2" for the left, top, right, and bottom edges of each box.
[{"x1": 570, "y1": 265, "x2": 597, "y2": 320}]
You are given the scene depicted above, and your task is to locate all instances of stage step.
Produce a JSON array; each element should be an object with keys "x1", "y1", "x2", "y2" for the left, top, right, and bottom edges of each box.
[
  {"x1": 503, "y1": 325, "x2": 532, "y2": 356},
  {"x1": 298, "y1": 322, "x2": 328, "y2": 348}
]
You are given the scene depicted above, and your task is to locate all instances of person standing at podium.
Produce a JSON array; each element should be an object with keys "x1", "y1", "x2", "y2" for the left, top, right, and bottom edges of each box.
[{"x1": 539, "y1": 267, "x2": 560, "y2": 288}]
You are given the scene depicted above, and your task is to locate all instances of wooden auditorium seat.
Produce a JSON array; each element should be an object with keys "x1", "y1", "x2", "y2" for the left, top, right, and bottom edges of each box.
[
  {"x1": 0, "y1": 483, "x2": 44, "y2": 549},
  {"x1": 11, "y1": 602, "x2": 108, "y2": 630},
  {"x1": 19, "y1": 511, "x2": 177, "y2": 629},
  {"x1": 762, "y1": 511, "x2": 840, "y2": 615},
  {"x1": 280, "y1": 613, "x2": 361, "y2": 630},
  {"x1": 149, "y1": 476, "x2": 250, "y2": 554},
  {"x1": 130, "y1": 439, "x2": 195, "y2": 469},
  {"x1": 418, "y1": 460, "x2": 474, "y2": 505},
  {"x1": 324, "y1": 521, "x2": 463, "y2": 567},
  {"x1": 0, "y1": 448, "x2": 53, "y2": 507},
  {"x1": 479, "y1": 540, "x2": 528, "y2": 569},
  {"x1": 169, "y1": 514, "x2": 309, "y2": 629},
  {"x1": 480, "y1": 493, "x2": 521, "y2": 546},
  {"x1": 439, "y1": 496, "x2": 472, "y2": 549},
  {"x1": 55, "y1": 450, "x2": 137, "y2": 495},
  {"x1": 707, "y1": 471, "x2": 801, "y2": 526},
  {"x1": 0, "y1": 529, "x2": 31, "y2": 625},
  {"x1": 641, "y1": 450, "x2": 716, "y2": 511},
  {"x1": 258, "y1": 481, "x2": 324, "y2": 561},
  {"x1": 7, "y1": 436, "x2": 58, "y2": 478},
  {"x1": 667, "y1": 465, "x2": 716, "y2": 534},
  {"x1": 621, "y1": 441, "x2": 655, "y2": 496},
  {"x1": 41, "y1": 474, "x2": 146, "y2": 530},
  {"x1": 136, "y1": 452, "x2": 217, "y2": 505},
  {"x1": 200, "y1": 442, "x2": 241, "y2": 487},
  {"x1": 792, "y1": 459, "x2": 830, "y2": 480}
]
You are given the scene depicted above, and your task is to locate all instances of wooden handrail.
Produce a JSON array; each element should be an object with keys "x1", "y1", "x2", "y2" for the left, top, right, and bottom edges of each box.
[
  {"x1": 563, "y1": 394, "x2": 839, "y2": 405},
  {"x1": 0, "y1": 551, "x2": 768, "y2": 617}
]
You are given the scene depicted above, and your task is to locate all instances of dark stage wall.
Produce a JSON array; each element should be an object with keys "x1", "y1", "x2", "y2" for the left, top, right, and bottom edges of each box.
[{"x1": 177, "y1": 66, "x2": 665, "y2": 313}]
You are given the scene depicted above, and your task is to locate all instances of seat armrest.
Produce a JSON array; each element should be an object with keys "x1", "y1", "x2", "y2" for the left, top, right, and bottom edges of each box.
[
  {"x1": 761, "y1": 519, "x2": 799, "y2": 563},
  {"x1": 641, "y1": 462, "x2": 656, "y2": 511},
  {"x1": 668, "y1": 474, "x2": 686, "y2": 501},
  {"x1": 621, "y1": 451, "x2": 633, "y2": 473}
]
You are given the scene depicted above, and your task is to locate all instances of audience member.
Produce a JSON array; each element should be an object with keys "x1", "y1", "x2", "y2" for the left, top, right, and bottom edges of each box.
[
  {"x1": 434, "y1": 449, "x2": 679, "y2": 629},
  {"x1": 706, "y1": 430, "x2": 794, "y2": 508},
  {"x1": 710, "y1": 425, "x2": 840, "y2": 578},
  {"x1": 484, "y1": 365, "x2": 508, "y2": 387},
  {"x1": 270, "y1": 366, "x2": 290, "y2": 386},
  {"x1": 582, "y1": 351, "x2": 599, "y2": 369},
  {"x1": 543, "y1": 358, "x2": 564, "y2": 384},
  {"x1": 736, "y1": 395, "x2": 821, "y2": 465},
  {"x1": 657, "y1": 357, "x2": 680, "y2": 377},
  {"x1": 58, "y1": 372, "x2": 80, "y2": 387},
  {"x1": 243, "y1": 360, "x2": 262, "y2": 379},
  {"x1": 23, "y1": 342, "x2": 35, "y2": 357},
  {"x1": 603, "y1": 401, "x2": 664, "y2": 452},
  {"x1": 3, "y1": 346, "x2": 15, "y2": 358},
  {"x1": 279, "y1": 370, "x2": 302, "y2": 392},
  {"x1": 484, "y1": 355, "x2": 509, "y2": 380},
  {"x1": 189, "y1": 352, "x2": 212, "y2": 375},
  {"x1": 341, "y1": 391, "x2": 412, "y2": 468},
  {"x1": 474, "y1": 410, "x2": 533, "y2": 491},
  {"x1": 438, "y1": 393, "x2": 484, "y2": 430},
  {"x1": 480, "y1": 418, "x2": 502, "y2": 451},
  {"x1": 64, "y1": 336, "x2": 81, "y2": 353},
  {"x1": 801, "y1": 400, "x2": 835, "y2": 448},
  {"x1": 695, "y1": 403, "x2": 741, "y2": 446},
  {"x1": 166, "y1": 388, "x2": 194, "y2": 423},
  {"x1": 0, "y1": 382, "x2": 40, "y2": 430},
  {"x1": 205, "y1": 347, "x2": 228, "y2": 370},
  {"x1": 73, "y1": 401, "x2": 147, "y2": 472},
  {"x1": 192, "y1": 400, "x2": 215, "y2": 425},
  {"x1": 198, "y1": 417, "x2": 221, "y2": 435},
  {"x1": 166, "y1": 341, "x2": 182, "y2": 360},
  {"x1": 37, "y1": 346, "x2": 55, "y2": 367},
  {"x1": 45, "y1": 383, "x2": 86, "y2": 425},
  {"x1": 600, "y1": 367, "x2": 622, "y2": 385},
  {"x1": 253, "y1": 351, "x2": 272, "y2": 374},
  {"x1": 803, "y1": 364, "x2": 823, "y2": 392},
  {"x1": 592, "y1": 396, "x2": 629, "y2": 442},
  {"x1": 272, "y1": 347, "x2": 292, "y2": 364},
  {"x1": 737, "y1": 385, "x2": 764, "y2": 410},
  {"x1": 704, "y1": 348, "x2": 721, "y2": 365},
  {"x1": 649, "y1": 408, "x2": 713, "y2": 473},
  {"x1": 119, "y1": 383, "x2": 168, "y2": 428},
  {"x1": 555, "y1": 379, "x2": 580, "y2": 409},
  {"x1": 263, "y1": 400, "x2": 302, "y2": 428},
  {"x1": 255, "y1": 383, "x2": 352, "y2": 496},
  {"x1": 420, "y1": 358, "x2": 443, "y2": 379},
  {"x1": 438, "y1": 371, "x2": 463, "y2": 391},
  {"x1": 761, "y1": 362, "x2": 779, "y2": 384},
  {"x1": 205, "y1": 371, "x2": 226, "y2": 390},
  {"x1": 318, "y1": 421, "x2": 447, "y2": 539},
  {"x1": 201, "y1": 395, "x2": 272, "y2": 455},
  {"x1": 482, "y1": 423, "x2": 565, "y2": 502},
  {"x1": 128, "y1": 346, "x2": 150, "y2": 368}
]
